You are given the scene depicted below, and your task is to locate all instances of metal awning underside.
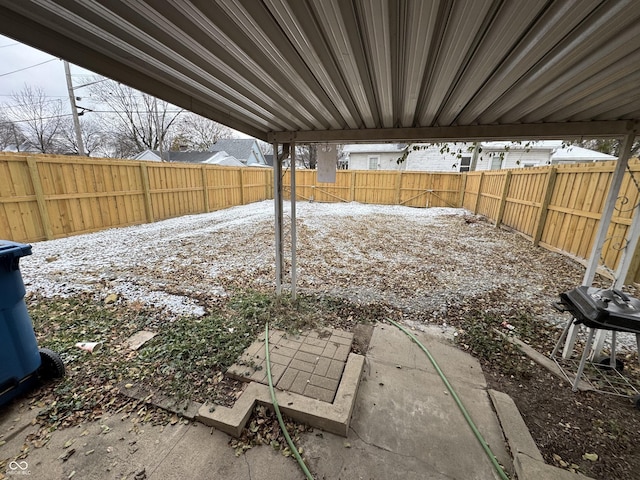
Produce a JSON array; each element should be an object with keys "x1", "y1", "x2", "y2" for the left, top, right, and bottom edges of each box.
[{"x1": 1, "y1": 0, "x2": 639, "y2": 143}]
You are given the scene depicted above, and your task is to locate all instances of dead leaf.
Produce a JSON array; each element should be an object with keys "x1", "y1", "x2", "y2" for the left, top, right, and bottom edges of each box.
[
  {"x1": 59, "y1": 448, "x2": 76, "y2": 462},
  {"x1": 104, "y1": 293, "x2": 118, "y2": 304}
]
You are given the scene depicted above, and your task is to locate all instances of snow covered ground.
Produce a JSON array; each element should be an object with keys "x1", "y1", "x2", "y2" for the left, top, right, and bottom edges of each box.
[{"x1": 20, "y1": 199, "x2": 634, "y2": 349}]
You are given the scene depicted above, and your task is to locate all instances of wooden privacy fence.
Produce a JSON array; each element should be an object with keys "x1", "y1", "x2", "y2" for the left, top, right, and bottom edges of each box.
[
  {"x1": 3, "y1": 152, "x2": 640, "y2": 285},
  {"x1": 463, "y1": 159, "x2": 640, "y2": 283},
  {"x1": 0, "y1": 153, "x2": 272, "y2": 243},
  {"x1": 282, "y1": 169, "x2": 464, "y2": 208}
]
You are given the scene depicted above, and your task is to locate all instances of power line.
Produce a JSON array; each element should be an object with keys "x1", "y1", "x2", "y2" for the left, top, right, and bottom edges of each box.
[
  {"x1": 0, "y1": 42, "x2": 20, "y2": 48},
  {"x1": 0, "y1": 113, "x2": 73, "y2": 125},
  {"x1": 0, "y1": 98, "x2": 64, "y2": 111},
  {"x1": 90, "y1": 109, "x2": 183, "y2": 114},
  {"x1": 0, "y1": 58, "x2": 57, "y2": 78},
  {"x1": 0, "y1": 94, "x2": 68, "y2": 98},
  {"x1": 0, "y1": 109, "x2": 182, "y2": 125}
]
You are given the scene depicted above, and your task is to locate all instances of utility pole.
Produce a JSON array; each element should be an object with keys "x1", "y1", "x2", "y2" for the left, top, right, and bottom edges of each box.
[{"x1": 64, "y1": 60, "x2": 85, "y2": 156}]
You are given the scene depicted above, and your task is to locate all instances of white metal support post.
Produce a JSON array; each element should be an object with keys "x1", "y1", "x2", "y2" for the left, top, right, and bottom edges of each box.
[
  {"x1": 592, "y1": 132, "x2": 640, "y2": 360},
  {"x1": 290, "y1": 143, "x2": 297, "y2": 301},
  {"x1": 273, "y1": 141, "x2": 283, "y2": 295},
  {"x1": 562, "y1": 131, "x2": 635, "y2": 358}
]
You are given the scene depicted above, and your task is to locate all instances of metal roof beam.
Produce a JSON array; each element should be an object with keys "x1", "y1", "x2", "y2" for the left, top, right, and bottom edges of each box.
[{"x1": 268, "y1": 121, "x2": 637, "y2": 143}]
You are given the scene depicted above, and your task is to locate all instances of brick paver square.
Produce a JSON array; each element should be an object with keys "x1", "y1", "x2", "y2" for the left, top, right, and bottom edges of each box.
[
  {"x1": 227, "y1": 327, "x2": 353, "y2": 403},
  {"x1": 334, "y1": 345, "x2": 350, "y2": 362},
  {"x1": 290, "y1": 371, "x2": 311, "y2": 394},
  {"x1": 322, "y1": 342, "x2": 338, "y2": 359},
  {"x1": 331, "y1": 329, "x2": 353, "y2": 339},
  {"x1": 294, "y1": 350, "x2": 319, "y2": 364},
  {"x1": 327, "y1": 359, "x2": 345, "y2": 380},
  {"x1": 329, "y1": 334, "x2": 352, "y2": 346},
  {"x1": 313, "y1": 357, "x2": 331, "y2": 377},
  {"x1": 303, "y1": 384, "x2": 334, "y2": 403},
  {"x1": 269, "y1": 352, "x2": 292, "y2": 367},
  {"x1": 276, "y1": 368, "x2": 300, "y2": 391},
  {"x1": 248, "y1": 360, "x2": 267, "y2": 383},
  {"x1": 304, "y1": 337, "x2": 327, "y2": 348},
  {"x1": 269, "y1": 362, "x2": 287, "y2": 385},
  {"x1": 290, "y1": 358, "x2": 315, "y2": 373},
  {"x1": 299, "y1": 343, "x2": 325, "y2": 356},
  {"x1": 268, "y1": 330, "x2": 284, "y2": 343},
  {"x1": 279, "y1": 338, "x2": 303, "y2": 350},
  {"x1": 271, "y1": 345, "x2": 297, "y2": 358},
  {"x1": 244, "y1": 340, "x2": 264, "y2": 357},
  {"x1": 310, "y1": 374, "x2": 339, "y2": 392}
]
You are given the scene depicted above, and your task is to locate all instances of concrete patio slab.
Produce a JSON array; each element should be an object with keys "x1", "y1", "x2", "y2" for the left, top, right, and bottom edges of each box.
[
  {"x1": 0, "y1": 402, "x2": 301, "y2": 480},
  {"x1": 1, "y1": 322, "x2": 586, "y2": 480}
]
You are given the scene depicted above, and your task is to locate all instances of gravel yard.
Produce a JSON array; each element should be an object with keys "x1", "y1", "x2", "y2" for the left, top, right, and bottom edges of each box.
[
  {"x1": 22, "y1": 200, "x2": 583, "y2": 327},
  {"x1": 22, "y1": 199, "x2": 636, "y2": 349}
]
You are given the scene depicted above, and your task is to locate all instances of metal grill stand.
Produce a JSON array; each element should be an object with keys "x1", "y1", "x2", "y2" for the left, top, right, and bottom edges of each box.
[{"x1": 552, "y1": 287, "x2": 640, "y2": 409}]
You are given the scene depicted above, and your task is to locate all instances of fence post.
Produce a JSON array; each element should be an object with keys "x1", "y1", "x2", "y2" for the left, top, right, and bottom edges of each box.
[
  {"x1": 239, "y1": 168, "x2": 245, "y2": 205},
  {"x1": 394, "y1": 171, "x2": 402, "y2": 204},
  {"x1": 495, "y1": 171, "x2": 512, "y2": 228},
  {"x1": 27, "y1": 156, "x2": 53, "y2": 240},
  {"x1": 474, "y1": 172, "x2": 485, "y2": 214},
  {"x1": 139, "y1": 163, "x2": 154, "y2": 223},
  {"x1": 350, "y1": 171, "x2": 356, "y2": 201},
  {"x1": 265, "y1": 169, "x2": 270, "y2": 199},
  {"x1": 459, "y1": 173, "x2": 468, "y2": 208},
  {"x1": 201, "y1": 166, "x2": 210, "y2": 212},
  {"x1": 533, "y1": 167, "x2": 557, "y2": 246}
]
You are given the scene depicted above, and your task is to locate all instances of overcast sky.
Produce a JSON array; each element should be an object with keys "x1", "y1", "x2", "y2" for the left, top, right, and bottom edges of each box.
[
  {"x1": 0, "y1": 33, "x2": 254, "y2": 140},
  {"x1": 0, "y1": 34, "x2": 98, "y2": 109}
]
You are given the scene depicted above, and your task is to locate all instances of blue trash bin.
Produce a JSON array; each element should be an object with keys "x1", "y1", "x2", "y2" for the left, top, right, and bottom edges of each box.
[{"x1": 0, "y1": 240, "x2": 64, "y2": 407}]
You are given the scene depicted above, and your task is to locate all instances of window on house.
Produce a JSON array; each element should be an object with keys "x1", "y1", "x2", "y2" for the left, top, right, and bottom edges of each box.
[
  {"x1": 459, "y1": 156, "x2": 471, "y2": 172},
  {"x1": 490, "y1": 157, "x2": 502, "y2": 170},
  {"x1": 368, "y1": 156, "x2": 379, "y2": 170}
]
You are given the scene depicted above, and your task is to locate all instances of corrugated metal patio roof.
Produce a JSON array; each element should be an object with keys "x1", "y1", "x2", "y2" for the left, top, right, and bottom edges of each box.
[{"x1": 0, "y1": 0, "x2": 638, "y2": 143}]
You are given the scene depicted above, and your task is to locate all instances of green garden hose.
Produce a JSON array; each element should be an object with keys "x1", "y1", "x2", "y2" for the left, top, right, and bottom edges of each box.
[
  {"x1": 386, "y1": 318, "x2": 510, "y2": 480},
  {"x1": 265, "y1": 323, "x2": 314, "y2": 480}
]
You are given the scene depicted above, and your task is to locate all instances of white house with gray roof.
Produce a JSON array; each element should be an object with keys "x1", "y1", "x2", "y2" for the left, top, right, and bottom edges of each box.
[
  {"x1": 343, "y1": 144, "x2": 407, "y2": 170},
  {"x1": 210, "y1": 139, "x2": 267, "y2": 166},
  {"x1": 343, "y1": 141, "x2": 615, "y2": 172}
]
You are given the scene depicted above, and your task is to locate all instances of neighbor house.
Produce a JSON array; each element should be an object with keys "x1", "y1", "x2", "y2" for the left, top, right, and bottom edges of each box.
[
  {"x1": 132, "y1": 149, "x2": 246, "y2": 166},
  {"x1": 210, "y1": 138, "x2": 268, "y2": 166},
  {"x1": 474, "y1": 141, "x2": 616, "y2": 170},
  {"x1": 342, "y1": 141, "x2": 615, "y2": 172},
  {"x1": 343, "y1": 144, "x2": 407, "y2": 170}
]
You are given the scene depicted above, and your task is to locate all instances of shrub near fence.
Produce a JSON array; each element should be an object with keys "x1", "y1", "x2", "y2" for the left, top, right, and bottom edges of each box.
[{"x1": 0, "y1": 153, "x2": 273, "y2": 243}]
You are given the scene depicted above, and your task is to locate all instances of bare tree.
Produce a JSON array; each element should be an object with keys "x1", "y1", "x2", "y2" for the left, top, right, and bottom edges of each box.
[
  {"x1": 571, "y1": 138, "x2": 640, "y2": 158},
  {"x1": 58, "y1": 116, "x2": 108, "y2": 156},
  {"x1": 172, "y1": 112, "x2": 234, "y2": 150},
  {"x1": 6, "y1": 85, "x2": 66, "y2": 153},
  {"x1": 88, "y1": 78, "x2": 183, "y2": 158},
  {"x1": 296, "y1": 144, "x2": 318, "y2": 169},
  {"x1": 0, "y1": 112, "x2": 25, "y2": 151}
]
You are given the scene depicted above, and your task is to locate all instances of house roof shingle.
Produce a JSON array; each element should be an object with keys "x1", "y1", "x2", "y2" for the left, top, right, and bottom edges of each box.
[{"x1": 211, "y1": 139, "x2": 257, "y2": 161}]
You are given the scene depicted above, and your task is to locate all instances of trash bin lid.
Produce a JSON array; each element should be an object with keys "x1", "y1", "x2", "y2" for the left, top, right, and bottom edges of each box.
[{"x1": 0, "y1": 240, "x2": 32, "y2": 260}]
